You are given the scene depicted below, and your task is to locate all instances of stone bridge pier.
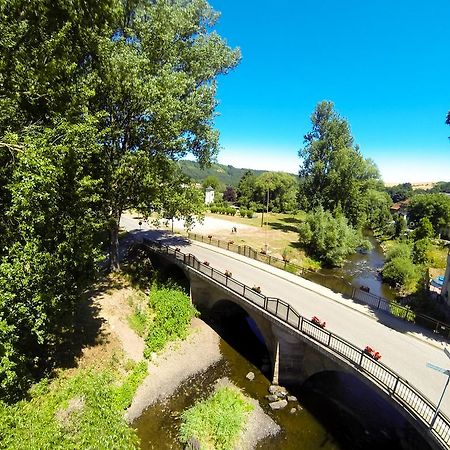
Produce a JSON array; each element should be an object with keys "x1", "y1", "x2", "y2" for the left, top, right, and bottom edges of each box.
[{"x1": 189, "y1": 270, "x2": 350, "y2": 386}]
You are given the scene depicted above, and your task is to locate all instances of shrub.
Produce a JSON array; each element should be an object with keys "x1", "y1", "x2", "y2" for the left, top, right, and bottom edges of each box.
[
  {"x1": 382, "y1": 256, "x2": 421, "y2": 292},
  {"x1": 386, "y1": 242, "x2": 412, "y2": 262},
  {"x1": 144, "y1": 282, "x2": 198, "y2": 355},
  {"x1": 239, "y1": 209, "x2": 247, "y2": 218},
  {"x1": 179, "y1": 386, "x2": 253, "y2": 450},
  {"x1": 246, "y1": 210, "x2": 254, "y2": 218},
  {"x1": 298, "y1": 208, "x2": 370, "y2": 267}
]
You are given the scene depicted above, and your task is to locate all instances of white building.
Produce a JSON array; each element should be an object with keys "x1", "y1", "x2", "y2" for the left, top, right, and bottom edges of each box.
[{"x1": 204, "y1": 186, "x2": 215, "y2": 205}]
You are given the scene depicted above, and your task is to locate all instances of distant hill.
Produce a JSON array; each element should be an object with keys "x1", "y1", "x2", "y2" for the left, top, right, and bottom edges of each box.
[{"x1": 178, "y1": 160, "x2": 279, "y2": 187}]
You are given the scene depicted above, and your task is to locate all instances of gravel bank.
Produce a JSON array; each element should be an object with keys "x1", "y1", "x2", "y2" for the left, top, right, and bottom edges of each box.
[{"x1": 125, "y1": 317, "x2": 222, "y2": 423}]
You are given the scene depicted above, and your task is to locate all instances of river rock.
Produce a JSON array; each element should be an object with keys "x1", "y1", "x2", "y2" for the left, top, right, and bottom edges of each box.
[
  {"x1": 246, "y1": 371, "x2": 255, "y2": 381},
  {"x1": 287, "y1": 395, "x2": 297, "y2": 402},
  {"x1": 184, "y1": 436, "x2": 201, "y2": 450},
  {"x1": 269, "y1": 385, "x2": 287, "y2": 396},
  {"x1": 269, "y1": 399, "x2": 288, "y2": 410},
  {"x1": 290, "y1": 408, "x2": 297, "y2": 414},
  {"x1": 265, "y1": 394, "x2": 278, "y2": 402}
]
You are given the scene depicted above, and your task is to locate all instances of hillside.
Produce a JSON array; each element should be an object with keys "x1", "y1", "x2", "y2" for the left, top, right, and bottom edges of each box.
[{"x1": 178, "y1": 160, "x2": 295, "y2": 187}]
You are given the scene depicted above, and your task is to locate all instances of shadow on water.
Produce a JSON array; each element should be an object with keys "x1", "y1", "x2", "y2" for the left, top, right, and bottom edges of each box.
[
  {"x1": 292, "y1": 371, "x2": 433, "y2": 450},
  {"x1": 133, "y1": 306, "x2": 434, "y2": 450}
]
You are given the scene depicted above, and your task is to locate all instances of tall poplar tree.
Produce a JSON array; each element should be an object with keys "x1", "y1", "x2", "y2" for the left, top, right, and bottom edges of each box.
[{"x1": 298, "y1": 101, "x2": 383, "y2": 228}]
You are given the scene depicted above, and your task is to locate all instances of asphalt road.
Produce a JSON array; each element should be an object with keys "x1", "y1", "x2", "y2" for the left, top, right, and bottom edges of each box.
[{"x1": 121, "y1": 214, "x2": 450, "y2": 418}]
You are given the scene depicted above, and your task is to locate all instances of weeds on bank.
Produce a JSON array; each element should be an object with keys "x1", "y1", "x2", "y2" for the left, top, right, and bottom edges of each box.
[
  {"x1": 144, "y1": 280, "x2": 198, "y2": 357},
  {"x1": 179, "y1": 386, "x2": 254, "y2": 450}
]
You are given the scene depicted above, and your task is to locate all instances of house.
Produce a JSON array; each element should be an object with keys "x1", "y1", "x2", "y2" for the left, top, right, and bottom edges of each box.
[
  {"x1": 390, "y1": 199, "x2": 410, "y2": 221},
  {"x1": 204, "y1": 186, "x2": 215, "y2": 205}
]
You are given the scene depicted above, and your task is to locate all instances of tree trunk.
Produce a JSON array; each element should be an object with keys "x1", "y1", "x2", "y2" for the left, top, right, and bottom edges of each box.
[{"x1": 110, "y1": 212, "x2": 121, "y2": 271}]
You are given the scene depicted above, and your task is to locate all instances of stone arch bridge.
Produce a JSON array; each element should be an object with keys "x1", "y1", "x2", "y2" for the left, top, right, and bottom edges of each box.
[{"x1": 142, "y1": 239, "x2": 450, "y2": 450}]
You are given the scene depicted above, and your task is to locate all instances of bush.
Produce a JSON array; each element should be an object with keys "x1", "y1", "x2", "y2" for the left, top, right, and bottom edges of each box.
[
  {"x1": 239, "y1": 209, "x2": 247, "y2": 217},
  {"x1": 298, "y1": 208, "x2": 370, "y2": 267},
  {"x1": 144, "y1": 282, "x2": 198, "y2": 356},
  {"x1": 246, "y1": 210, "x2": 254, "y2": 218},
  {"x1": 179, "y1": 386, "x2": 253, "y2": 450},
  {"x1": 382, "y1": 256, "x2": 421, "y2": 292},
  {"x1": 386, "y1": 242, "x2": 412, "y2": 262}
]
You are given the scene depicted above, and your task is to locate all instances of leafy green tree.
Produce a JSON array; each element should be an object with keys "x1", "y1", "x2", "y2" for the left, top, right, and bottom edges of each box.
[
  {"x1": 0, "y1": 120, "x2": 104, "y2": 399},
  {"x1": 394, "y1": 215, "x2": 407, "y2": 238},
  {"x1": 413, "y1": 238, "x2": 430, "y2": 265},
  {"x1": 382, "y1": 257, "x2": 420, "y2": 292},
  {"x1": 0, "y1": 0, "x2": 119, "y2": 132},
  {"x1": 298, "y1": 208, "x2": 370, "y2": 267},
  {"x1": 413, "y1": 217, "x2": 435, "y2": 240},
  {"x1": 408, "y1": 193, "x2": 450, "y2": 234},
  {"x1": 160, "y1": 165, "x2": 205, "y2": 232},
  {"x1": 254, "y1": 172, "x2": 298, "y2": 213},
  {"x1": 91, "y1": 0, "x2": 240, "y2": 269},
  {"x1": 237, "y1": 170, "x2": 258, "y2": 209},
  {"x1": 386, "y1": 183, "x2": 413, "y2": 203},
  {"x1": 299, "y1": 101, "x2": 384, "y2": 228},
  {"x1": 202, "y1": 176, "x2": 221, "y2": 191},
  {"x1": 223, "y1": 186, "x2": 237, "y2": 203},
  {"x1": 363, "y1": 189, "x2": 392, "y2": 230}
]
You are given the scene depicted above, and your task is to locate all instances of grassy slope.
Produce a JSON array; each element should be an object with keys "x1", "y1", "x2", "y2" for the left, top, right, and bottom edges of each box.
[
  {"x1": 178, "y1": 160, "x2": 295, "y2": 187},
  {"x1": 0, "y1": 275, "x2": 148, "y2": 450}
]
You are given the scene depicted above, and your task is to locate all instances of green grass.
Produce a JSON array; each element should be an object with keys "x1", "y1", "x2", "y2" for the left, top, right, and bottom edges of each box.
[
  {"x1": 179, "y1": 386, "x2": 254, "y2": 450},
  {"x1": 0, "y1": 360, "x2": 147, "y2": 450},
  {"x1": 427, "y1": 244, "x2": 448, "y2": 269},
  {"x1": 206, "y1": 211, "x2": 306, "y2": 231}
]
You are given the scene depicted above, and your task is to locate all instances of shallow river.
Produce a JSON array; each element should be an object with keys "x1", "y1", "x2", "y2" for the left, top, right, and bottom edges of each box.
[
  {"x1": 133, "y1": 320, "x2": 430, "y2": 450},
  {"x1": 319, "y1": 231, "x2": 397, "y2": 301}
]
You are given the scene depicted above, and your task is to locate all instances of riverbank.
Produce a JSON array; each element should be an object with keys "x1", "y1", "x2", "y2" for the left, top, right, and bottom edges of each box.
[{"x1": 98, "y1": 272, "x2": 280, "y2": 448}]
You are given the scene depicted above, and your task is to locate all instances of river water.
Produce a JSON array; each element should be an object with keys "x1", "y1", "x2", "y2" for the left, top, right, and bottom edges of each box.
[
  {"x1": 133, "y1": 317, "x2": 431, "y2": 450},
  {"x1": 318, "y1": 231, "x2": 396, "y2": 302}
]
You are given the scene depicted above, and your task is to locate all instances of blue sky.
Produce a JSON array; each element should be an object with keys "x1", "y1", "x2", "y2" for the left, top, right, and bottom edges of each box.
[{"x1": 207, "y1": 0, "x2": 450, "y2": 183}]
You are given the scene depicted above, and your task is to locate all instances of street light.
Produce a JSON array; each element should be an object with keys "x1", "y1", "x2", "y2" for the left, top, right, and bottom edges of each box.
[{"x1": 426, "y1": 347, "x2": 450, "y2": 429}]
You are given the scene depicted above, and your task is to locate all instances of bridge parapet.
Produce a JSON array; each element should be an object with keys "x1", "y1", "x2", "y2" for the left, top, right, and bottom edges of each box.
[{"x1": 143, "y1": 239, "x2": 450, "y2": 449}]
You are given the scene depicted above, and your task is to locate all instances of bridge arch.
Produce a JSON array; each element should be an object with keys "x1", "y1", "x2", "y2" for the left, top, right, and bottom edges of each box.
[
  {"x1": 299, "y1": 370, "x2": 433, "y2": 450},
  {"x1": 200, "y1": 298, "x2": 276, "y2": 378}
]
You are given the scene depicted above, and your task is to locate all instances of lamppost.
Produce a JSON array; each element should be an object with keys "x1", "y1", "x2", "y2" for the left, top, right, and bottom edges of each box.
[{"x1": 426, "y1": 347, "x2": 450, "y2": 429}]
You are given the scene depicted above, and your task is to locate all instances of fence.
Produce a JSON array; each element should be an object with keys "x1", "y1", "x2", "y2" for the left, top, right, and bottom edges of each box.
[
  {"x1": 146, "y1": 239, "x2": 450, "y2": 448},
  {"x1": 188, "y1": 232, "x2": 450, "y2": 339}
]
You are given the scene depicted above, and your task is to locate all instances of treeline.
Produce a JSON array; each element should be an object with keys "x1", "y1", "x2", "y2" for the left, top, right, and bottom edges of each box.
[{"x1": 0, "y1": 0, "x2": 239, "y2": 400}]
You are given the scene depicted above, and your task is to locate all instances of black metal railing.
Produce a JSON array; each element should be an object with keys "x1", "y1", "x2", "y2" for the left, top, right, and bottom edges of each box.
[
  {"x1": 146, "y1": 239, "x2": 450, "y2": 448},
  {"x1": 188, "y1": 232, "x2": 450, "y2": 339}
]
